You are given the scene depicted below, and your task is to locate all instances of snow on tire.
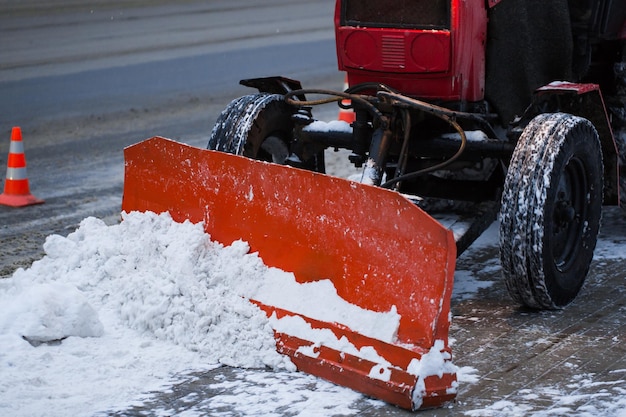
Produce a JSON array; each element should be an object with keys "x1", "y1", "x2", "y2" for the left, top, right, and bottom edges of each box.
[
  {"x1": 499, "y1": 113, "x2": 603, "y2": 309},
  {"x1": 208, "y1": 93, "x2": 292, "y2": 163}
]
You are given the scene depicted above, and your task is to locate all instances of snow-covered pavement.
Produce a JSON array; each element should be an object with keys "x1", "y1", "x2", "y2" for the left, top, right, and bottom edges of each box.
[{"x1": 1, "y1": 208, "x2": 625, "y2": 416}]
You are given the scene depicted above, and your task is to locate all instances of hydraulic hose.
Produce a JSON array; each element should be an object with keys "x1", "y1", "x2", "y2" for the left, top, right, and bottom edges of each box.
[
  {"x1": 284, "y1": 88, "x2": 388, "y2": 129},
  {"x1": 283, "y1": 87, "x2": 478, "y2": 189},
  {"x1": 375, "y1": 91, "x2": 470, "y2": 189},
  {"x1": 381, "y1": 115, "x2": 467, "y2": 189}
]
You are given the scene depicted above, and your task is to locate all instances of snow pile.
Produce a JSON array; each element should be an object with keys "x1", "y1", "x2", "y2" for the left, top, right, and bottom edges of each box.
[
  {"x1": 2, "y1": 212, "x2": 290, "y2": 369},
  {"x1": 0, "y1": 211, "x2": 409, "y2": 416},
  {"x1": 0, "y1": 282, "x2": 103, "y2": 344}
]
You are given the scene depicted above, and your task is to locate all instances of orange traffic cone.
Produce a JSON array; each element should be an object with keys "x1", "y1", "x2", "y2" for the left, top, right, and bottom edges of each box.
[
  {"x1": 0, "y1": 127, "x2": 44, "y2": 207},
  {"x1": 338, "y1": 74, "x2": 356, "y2": 123}
]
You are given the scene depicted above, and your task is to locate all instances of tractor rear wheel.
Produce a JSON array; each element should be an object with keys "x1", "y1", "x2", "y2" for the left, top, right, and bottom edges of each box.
[{"x1": 499, "y1": 113, "x2": 603, "y2": 309}]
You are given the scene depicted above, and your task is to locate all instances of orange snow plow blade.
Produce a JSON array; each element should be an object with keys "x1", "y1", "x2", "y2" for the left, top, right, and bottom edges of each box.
[{"x1": 122, "y1": 137, "x2": 457, "y2": 410}]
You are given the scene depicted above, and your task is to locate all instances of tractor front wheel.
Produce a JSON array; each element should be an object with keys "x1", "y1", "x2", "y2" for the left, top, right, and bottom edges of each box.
[
  {"x1": 208, "y1": 93, "x2": 293, "y2": 163},
  {"x1": 499, "y1": 113, "x2": 603, "y2": 309},
  {"x1": 208, "y1": 93, "x2": 325, "y2": 172}
]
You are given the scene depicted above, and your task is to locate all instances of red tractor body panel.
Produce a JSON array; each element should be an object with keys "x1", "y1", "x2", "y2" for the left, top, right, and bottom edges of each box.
[{"x1": 335, "y1": 0, "x2": 487, "y2": 102}]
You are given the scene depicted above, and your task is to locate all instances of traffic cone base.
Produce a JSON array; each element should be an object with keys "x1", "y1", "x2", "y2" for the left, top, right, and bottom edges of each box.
[
  {"x1": 0, "y1": 192, "x2": 44, "y2": 208},
  {"x1": 0, "y1": 127, "x2": 44, "y2": 208}
]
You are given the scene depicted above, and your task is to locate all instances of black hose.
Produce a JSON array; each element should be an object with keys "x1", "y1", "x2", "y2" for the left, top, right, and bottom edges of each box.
[
  {"x1": 377, "y1": 91, "x2": 499, "y2": 137},
  {"x1": 283, "y1": 88, "x2": 388, "y2": 129},
  {"x1": 381, "y1": 117, "x2": 467, "y2": 189},
  {"x1": 283, "y1": 86, "x2": 475, "y2": 188}
]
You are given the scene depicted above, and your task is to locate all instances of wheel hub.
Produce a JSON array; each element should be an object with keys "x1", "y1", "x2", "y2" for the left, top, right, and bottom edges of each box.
[
  {"x1": 552, "y1": 157, "x2": 587, "y2": 272},
  {"x1": 554, "y1": 196, "x2": 576, "y2": 232}
]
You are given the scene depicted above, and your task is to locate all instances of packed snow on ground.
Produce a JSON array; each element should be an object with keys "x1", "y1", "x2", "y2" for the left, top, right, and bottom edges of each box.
[{"x1": 0, "y1": 210, "x2": 624, "y2": 416}]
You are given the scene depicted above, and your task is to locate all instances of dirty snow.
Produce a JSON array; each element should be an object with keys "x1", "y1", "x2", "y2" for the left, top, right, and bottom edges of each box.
[{"x1": 0, "y1": 210, "x2": 625, "y2": 416}]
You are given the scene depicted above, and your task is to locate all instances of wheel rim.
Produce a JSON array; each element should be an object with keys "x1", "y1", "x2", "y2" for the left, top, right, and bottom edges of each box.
[{"x1": 551, "y1": 156, "x2": 588, "y2": 273}]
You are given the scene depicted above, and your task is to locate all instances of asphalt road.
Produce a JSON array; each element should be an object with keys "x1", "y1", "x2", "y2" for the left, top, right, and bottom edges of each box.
[
  {"x1": 1, "y1": 1, "x2": 625, "y2": 416},
  {"x1": 0, "y1": 0, "x2": 341, "y2": 273}
]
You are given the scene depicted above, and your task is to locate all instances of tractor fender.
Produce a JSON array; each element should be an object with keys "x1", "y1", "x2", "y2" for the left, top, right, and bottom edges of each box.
[
  {"x1": 239, "y1": 76, "x2": 306, "y2": 100},
  {"x1": 527, "y1": 82, "x2": 620, "y2": 205}
]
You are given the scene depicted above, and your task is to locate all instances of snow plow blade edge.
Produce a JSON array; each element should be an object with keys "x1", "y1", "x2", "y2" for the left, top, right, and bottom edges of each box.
[{"x1": 122, "y1": 137, "x2": 457, "y2": 410}]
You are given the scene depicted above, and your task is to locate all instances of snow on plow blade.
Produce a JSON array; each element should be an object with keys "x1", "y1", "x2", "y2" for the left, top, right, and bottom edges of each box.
[{"x1": 122, "y1": 137, "x2": 457, "y2": 410}]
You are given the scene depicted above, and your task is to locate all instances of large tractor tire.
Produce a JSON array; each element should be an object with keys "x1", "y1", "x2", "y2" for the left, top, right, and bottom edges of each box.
[{"x1": 500, "y1": 113, "x2": 603, "y2": 309}]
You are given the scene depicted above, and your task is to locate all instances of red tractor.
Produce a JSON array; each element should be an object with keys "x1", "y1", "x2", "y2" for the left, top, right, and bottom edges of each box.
[
  {"x1": 123, "y1": 0, "x2": 626, "y2": 410},
  {"x1": 209, "y1": 0, "x2": 626, "y2": 310}
]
